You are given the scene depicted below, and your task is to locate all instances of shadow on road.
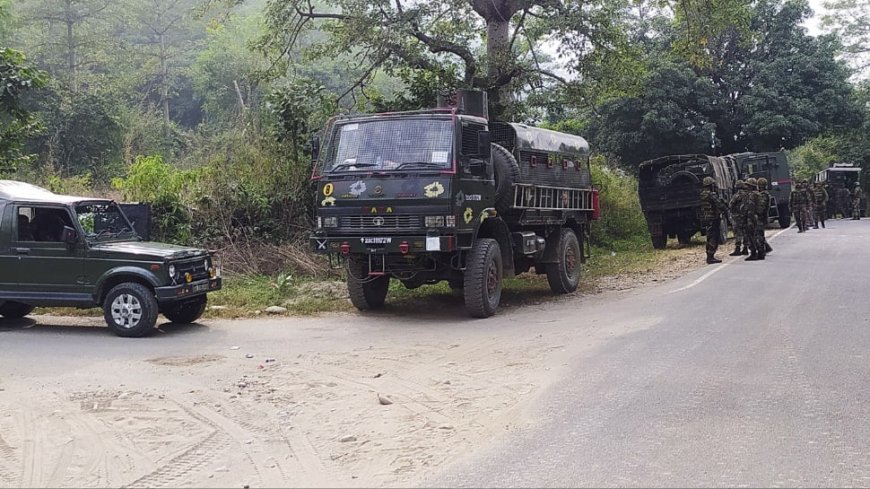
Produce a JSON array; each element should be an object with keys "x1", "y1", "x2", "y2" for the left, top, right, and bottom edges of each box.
[
  {"x1": 0, "y1": 317, "x2": 211, "y2": 338},
  {"x1": 373, "y1": 286, "x2": 561, "y2": 320}
]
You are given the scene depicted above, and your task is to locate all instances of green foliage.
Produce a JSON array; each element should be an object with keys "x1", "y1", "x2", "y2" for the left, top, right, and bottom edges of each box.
[
  {"x1": 0, "y1": 46, "x2": 47, "y2": 175},
  {"x1": 822, "y1": 0, "x2": 869, "y2": 75},
  {"x1": 589, "y1": 156, "x2": 648, "y2": 247}
]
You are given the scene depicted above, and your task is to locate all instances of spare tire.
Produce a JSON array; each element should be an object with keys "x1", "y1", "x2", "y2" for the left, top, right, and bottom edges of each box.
[{"x1": 491, "y1": 143, "x2": 519, "y2": 214}]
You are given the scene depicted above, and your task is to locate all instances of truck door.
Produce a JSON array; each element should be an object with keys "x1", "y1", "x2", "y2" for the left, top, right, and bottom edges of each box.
[{"x1": 11, "y1": 205, "x2": 85, "y2": 295}]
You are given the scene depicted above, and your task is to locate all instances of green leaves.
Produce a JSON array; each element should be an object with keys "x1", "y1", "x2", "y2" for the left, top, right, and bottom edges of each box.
[{"x1": 0, "y1": 46, "x2": 47, "y2": 175}]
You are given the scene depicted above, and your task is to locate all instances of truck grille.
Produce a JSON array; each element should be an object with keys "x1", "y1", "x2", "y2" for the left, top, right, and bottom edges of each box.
[{"x1": 340, "y1": 215, "x2": 421, "y2": 230}]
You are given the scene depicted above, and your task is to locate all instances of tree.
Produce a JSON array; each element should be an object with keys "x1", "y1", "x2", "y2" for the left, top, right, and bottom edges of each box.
[
  {"x1": 0, "y1": 46, "x2": 47, "y2": 174},
  {"x1": 258, "y1": 0, "x2": 632, "y2": 118},
  {"x1": 822, "y1": 0, "x2": 869, "y2": 76}
]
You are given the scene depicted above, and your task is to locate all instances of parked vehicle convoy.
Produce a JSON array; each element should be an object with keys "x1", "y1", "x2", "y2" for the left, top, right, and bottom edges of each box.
[
  {"x1": 638, "y1": 151, "x2": 792, "y2": 249},
  {"x1": 310, "y1": 90, "x2": 600, "y2": 317},
  {"x1": 0, "y1": 181, "x2": 221, "y2": 337},
  {"x1": 816, "y1": 163, "x2": 865, "y2": 217}
]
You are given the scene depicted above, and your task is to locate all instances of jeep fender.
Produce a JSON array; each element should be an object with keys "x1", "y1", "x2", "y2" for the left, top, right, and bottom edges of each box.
[
  {"x1": 95, "y1": 267, "x2": 162, "y2": 303},
  {"x1": 471, "y1": 211, "x2": 515, "y2": 278}
]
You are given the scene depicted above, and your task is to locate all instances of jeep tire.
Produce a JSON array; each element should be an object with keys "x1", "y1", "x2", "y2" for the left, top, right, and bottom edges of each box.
[
  {"x1": 546, "y1": 229, "x2": 582, "y2": 294},
  {"x1": 492, "y1": 143, "x2": 519, "y2": 214},
  {"x1": 347, "y1": 259, "x2": 389, "y2": 310},
  {"x1": 103, "y1": 282, "x2": 159, "y2": 337},
  {"x1": 464, "y1": 238, "x2": 503, "y2": 318},
  {"x1": 0, "y1": 301, "x2": 35, "y2": 319},
  {"x1": 163, "y1": 295, "x2": 207, "y2": 324}
]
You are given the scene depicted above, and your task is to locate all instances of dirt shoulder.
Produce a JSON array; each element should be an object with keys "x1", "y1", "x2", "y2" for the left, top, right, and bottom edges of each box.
[{"x1": 0, "y1": 239, "x2": 726, "y2": 488}]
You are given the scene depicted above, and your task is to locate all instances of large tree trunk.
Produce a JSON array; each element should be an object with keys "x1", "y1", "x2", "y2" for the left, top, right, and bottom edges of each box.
[
  {"x1": 486, "y1": 17, "x2": 512, "y2": 119},
  {"x1": 64, "y1": 0, "x2": 77, "y2": 93},
  {"x1": 159, "y1": 33, "x2": 170, "y2": 135}
]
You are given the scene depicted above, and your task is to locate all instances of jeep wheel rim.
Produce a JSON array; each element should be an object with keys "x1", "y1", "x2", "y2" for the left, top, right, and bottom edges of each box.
[{"x1": 111, "y1": 294, "x2": 143, "y2": 329}]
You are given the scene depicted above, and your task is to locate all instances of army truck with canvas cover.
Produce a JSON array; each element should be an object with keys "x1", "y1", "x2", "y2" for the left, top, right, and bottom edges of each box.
[
  {"x1": 310, "y1": 91, "x2": 600, "y2": 318},
  {"x1": 638, "y1": 154, "x2": 738, "y2": 249},
  {"x1": 731, "y1": 151, "x2": 792, "y2": 228},
  {"x1": 816, "y1": 163, "x2": 865, "y2": 217},
  {"x1": 0, "y1": 181, "x2": 222, "y2": 337}
]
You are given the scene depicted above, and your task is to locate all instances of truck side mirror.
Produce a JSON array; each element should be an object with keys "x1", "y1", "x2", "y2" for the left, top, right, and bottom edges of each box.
[
  {"x1": 477, "y1": 132, "x2": 491, "y2": 159},
  {"x1": 310, "y1": 136, "x2": 321, "y2": 163},
  {"x1": 61, "y1": 226, "x2": 78, "y2": 246}
]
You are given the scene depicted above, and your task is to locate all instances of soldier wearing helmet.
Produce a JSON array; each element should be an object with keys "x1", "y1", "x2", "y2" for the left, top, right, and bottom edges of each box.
[
  {"x1": 742, "y1": 178, "x2": 764, "y2": 260},
  {"x1": 812, "y1": 181, "x2": 829, "y2": 228},
  {"x1": 851, "y1": 181, "x2": 864, "y2": 220},
  {"x1": 699, "y1": 176, "x2": 727, "y2": 264},
  {"x1": 756, "y1": 178, "x2": 773, "y2": 255},
  {"x1": 728, "y1": 180, "x2": 749, "y2": 256},
  {"x1": 802, "y1": 180, "x2": 815, "y2": 227},
  {"x1": 790, "y1": 180, "x2": 809, "y2": 232}
]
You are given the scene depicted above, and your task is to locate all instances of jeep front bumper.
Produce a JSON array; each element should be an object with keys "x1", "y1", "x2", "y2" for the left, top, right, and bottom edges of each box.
[{"x1": 156, "y1": 277, "x2": 222, "y2": 302}]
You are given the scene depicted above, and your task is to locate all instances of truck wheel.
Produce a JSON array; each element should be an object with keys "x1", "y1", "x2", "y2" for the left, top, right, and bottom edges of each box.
[
  {"x1": 778, "y1": 204, "x2": 791, "y2": 228},
  {"x1": 676, "y1": 231, "x2": 693, "y2": 245},
  {"x1": 464, "y1": 238, "x2": 503, "y2": 318},
  {"x1": 103, "y1": 282, "x2": 159, "y2": 338},
  {"x1": 546, "y1": 229, "x2": 581, "y2": 294},
  {"x1": 492, "y1": 143, "x2": 518, "y2": 214},
  {"x1": 651, "y1": 234, "x2": 667, "y2": 249},
  {"x1": 0, "y1": 301, "x2": 35, "y2": 319},
  {"x1": 347, "y1": 260, "x2": 389, "y2": 310},
  {"x1": 163, "y1": 296, "x2": 207, "y2": 324}
]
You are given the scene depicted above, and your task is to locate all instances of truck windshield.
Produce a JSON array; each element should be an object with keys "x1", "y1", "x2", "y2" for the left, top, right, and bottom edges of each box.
[
  {"x1": 75, "y1": 203, "x2": 138, "y2": 241},
  {"x1": 324, "y1": 119, "x2": 454, "y2": 173}
]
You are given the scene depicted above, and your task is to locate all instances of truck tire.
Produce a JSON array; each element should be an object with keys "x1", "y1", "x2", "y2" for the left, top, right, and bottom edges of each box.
[
  {"x1": 464, "y1": 238, "x2": 503, "y2": 318},
  {"x1": 0, "y1": 301, "x2": 35, "y2": 319},
  {"x1": 347, "y1": 260, "x2": 389, "y2": 310},
  {"x1": 546, "y1": 229, "x2": 581, "y2": 294},
  {"x1": 163, "y1": 296, "x2": 207, "y2": 324},
  {"x1": 492, "y1": 143, "x2": 518, "y2": 214},
  {"x1": 778, "y1": 203, "x2": 791, "y2": 228},
  {"x1": 651, "y1": 234, "x2": 667, "y2": 249},
  {"x1": 103, "y1": 282, "x2": 159, "y2": 337},
  {"x1": 676, "y1": 231, "x2": 693, "y2": 245}
]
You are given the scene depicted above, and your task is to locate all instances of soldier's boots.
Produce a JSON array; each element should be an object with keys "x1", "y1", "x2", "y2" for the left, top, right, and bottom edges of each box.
[
  {"x1": 745, "y1": 252, "x2": 759, "y2": 261},
  {"x1": 706, "y1": 253, "x2": 722, "y2": 264},
  {"x1": 741, "y1": 245, "x2": 749, "y2": 255},
  {"x1": 821, "y1": 221, "x2": 825, "y2": 228},
  {"x1": 729, "y1": 243, "x2": 742, "y2": 256},
  {"x1": 764, "y1": 242, "x2": 773, "y2": 253}
]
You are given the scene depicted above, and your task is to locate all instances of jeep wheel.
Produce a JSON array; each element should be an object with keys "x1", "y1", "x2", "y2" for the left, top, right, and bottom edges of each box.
[
  {"x1": 464, "y1": 238, "x2": 503, "y2": 318},
  {"x1": 347, "y1": 260, "x2": 389, "y2": 310},
  {"x1": 103, "y1": 282, "x2": 159, "y2": 337},
  {"x1": 546, "y1": 229, "x2": 582, "y2": 294},
  {"x1": 0, "y1": 301, "x2": 35, "y2": 319},
  {"x1": 163, "y1": 296, "x2": 207, "y2": 324}
]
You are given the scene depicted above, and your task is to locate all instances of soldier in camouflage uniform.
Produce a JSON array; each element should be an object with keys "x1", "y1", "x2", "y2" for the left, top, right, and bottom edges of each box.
[
  {"x1": 743, "y1": 178, "x2": 763, "y2": 261},
  {"x1": 757, "y1": 177, "x2": 773, "y2": 255},
  {"x1": 837, "y1": 186, "x2": 851, "y2": 218},
  {"x1": 790, "y1": 181, "x2": 809, "y2": 232},
  {"x1": 812, "y1": 181, "x2": 829, "y2": 228},
  {"x1": 728, "y1": 180, "x2": 749, "y2": 256},
  {"x1": 699, "y1": 176, "x2": 727, "y2": 264},
  {"x1": 803, "y1": 180, "x2": 815, "y2": 228},
  {"x1": 852, "y1": 182, "x2": 864, "y2": 220}
]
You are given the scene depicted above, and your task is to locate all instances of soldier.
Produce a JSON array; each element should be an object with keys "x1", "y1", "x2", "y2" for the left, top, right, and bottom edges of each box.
[
  {"x1": 824, "y1": 182, "x2": 834, "y2": 219},
  {"x1": 743, "y1": 177, "x2": 763, "y2": 260},
  {"x1": 837, "y1": 186, "x2": 851, "y2": 219},
  {"x1": 803, "y1": 180, "x2": 815, "y2": 228},
  {"x1": 852, "y1": 182, "x2": 864, "y2": 220},
  {"x1": 728, "y1": 180, "x2": 749, "y2": 256},
  {"x1": 757, "y1": 177, "x2": 773, "y2": 255},
  {"x1": 790, "y1": 181, "x2": 807, "y2": 232},
  {"x1": 699, "y1": 176, "x2": 727, "y2": 264},
  {"x1": 812, "y1": 181, "x2": 829, "y2": 228}
]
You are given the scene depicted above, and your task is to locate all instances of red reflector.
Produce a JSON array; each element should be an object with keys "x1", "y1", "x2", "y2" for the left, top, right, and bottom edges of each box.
[
  {"x1": 446, "y1": 235, "x2": 455, "y2": 252},
  {"x1": 399, "y1": 241, "x2": 410, "y2": 254},
  {"x1": 340, "y1": 243, "x2": 350, "y2": 254},
  {"x1": 150, "y1": 264, "x2": 161, "y2": 271}
]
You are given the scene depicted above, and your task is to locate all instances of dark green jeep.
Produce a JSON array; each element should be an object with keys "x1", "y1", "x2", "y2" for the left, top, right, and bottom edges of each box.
[{"x1": 0, "y1": 181, "x2": 222, "y2": 337}]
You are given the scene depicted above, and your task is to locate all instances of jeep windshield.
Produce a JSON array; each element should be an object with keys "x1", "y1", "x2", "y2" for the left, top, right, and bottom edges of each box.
[
  {"x1": 75, "y1": 202, "x2": 139, "y2": 241},
  {"x1": 324, "y1": 119, "x2": 454, "y2": 173}
]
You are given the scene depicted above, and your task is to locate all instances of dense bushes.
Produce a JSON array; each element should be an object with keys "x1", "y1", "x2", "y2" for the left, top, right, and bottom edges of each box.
[{"x1": 589, "y1": 156, "x2": 648, "y2": 248}]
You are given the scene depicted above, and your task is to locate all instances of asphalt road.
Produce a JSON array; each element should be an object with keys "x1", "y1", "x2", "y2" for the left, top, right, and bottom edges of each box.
[{"x1": 431, "y1": 218, "x2": 870, "y2": 487}]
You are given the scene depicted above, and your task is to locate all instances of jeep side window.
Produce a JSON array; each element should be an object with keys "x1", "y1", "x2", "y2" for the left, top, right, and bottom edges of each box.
[{"x1": 16, "y1": 206, "x2": 74, "y2": 243}]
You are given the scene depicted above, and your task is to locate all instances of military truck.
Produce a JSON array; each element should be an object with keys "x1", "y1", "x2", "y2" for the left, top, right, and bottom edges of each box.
[
  {"x1": 731, "y1": 151, "x2": 792, "y2": 228},
  {"x1": 0, "y1": 181, "x2": 222, "y2": 337},
  {"x1": 816, "y1": 163, "x2": 865, "y2": 217},
  {"x1": 309, "y1": 90, "x2": 599, "y2": 318},
  {"x1": 638, "y1": 154, "x2": 738, "y2": 249}
]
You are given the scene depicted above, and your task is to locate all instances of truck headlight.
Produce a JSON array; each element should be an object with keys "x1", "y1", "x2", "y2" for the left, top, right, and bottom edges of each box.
[
  {"x1": 323, "y1": 217, "x2": 338, "y2": 228},
  {"x1": 425, "y1": 216, "x2": 445, "y2": 228}
]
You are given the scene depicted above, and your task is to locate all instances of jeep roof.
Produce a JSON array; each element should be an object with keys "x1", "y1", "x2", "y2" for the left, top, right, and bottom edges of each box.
[{"x1": 0, "y1": 180, "x2": 108, "y2": 205}]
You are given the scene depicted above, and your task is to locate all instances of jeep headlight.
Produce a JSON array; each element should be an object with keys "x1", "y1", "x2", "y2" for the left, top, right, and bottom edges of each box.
[
  {"x1": 323, "y1": 217, "x2": 338, "y2": 228},
  {"x1": 425, "y1": 216, "x2": 445, "y2": 228},
  {"x1": 168, "y1": 264, "x2": 176, "y2": 277},
  {"x1": 203, "y1": 258, "x2": 210, "y2": 270}
]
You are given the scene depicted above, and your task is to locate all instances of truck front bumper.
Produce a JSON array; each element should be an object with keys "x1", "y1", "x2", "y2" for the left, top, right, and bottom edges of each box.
[
  {"x1": 310, "y1": 235, "x2": 457, "y2": 254},
  {"x1": 155, "y1": 277, "x2": 222, "y2": 302}
]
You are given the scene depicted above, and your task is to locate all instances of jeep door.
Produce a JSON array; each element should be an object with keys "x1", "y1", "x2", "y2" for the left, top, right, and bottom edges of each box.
[
  {"x1": 12, "y1": 204, "x2": 86, "y2": 296},
  {"x1": 0, "y1": 201, "x2": 16, "y2": 292}
]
